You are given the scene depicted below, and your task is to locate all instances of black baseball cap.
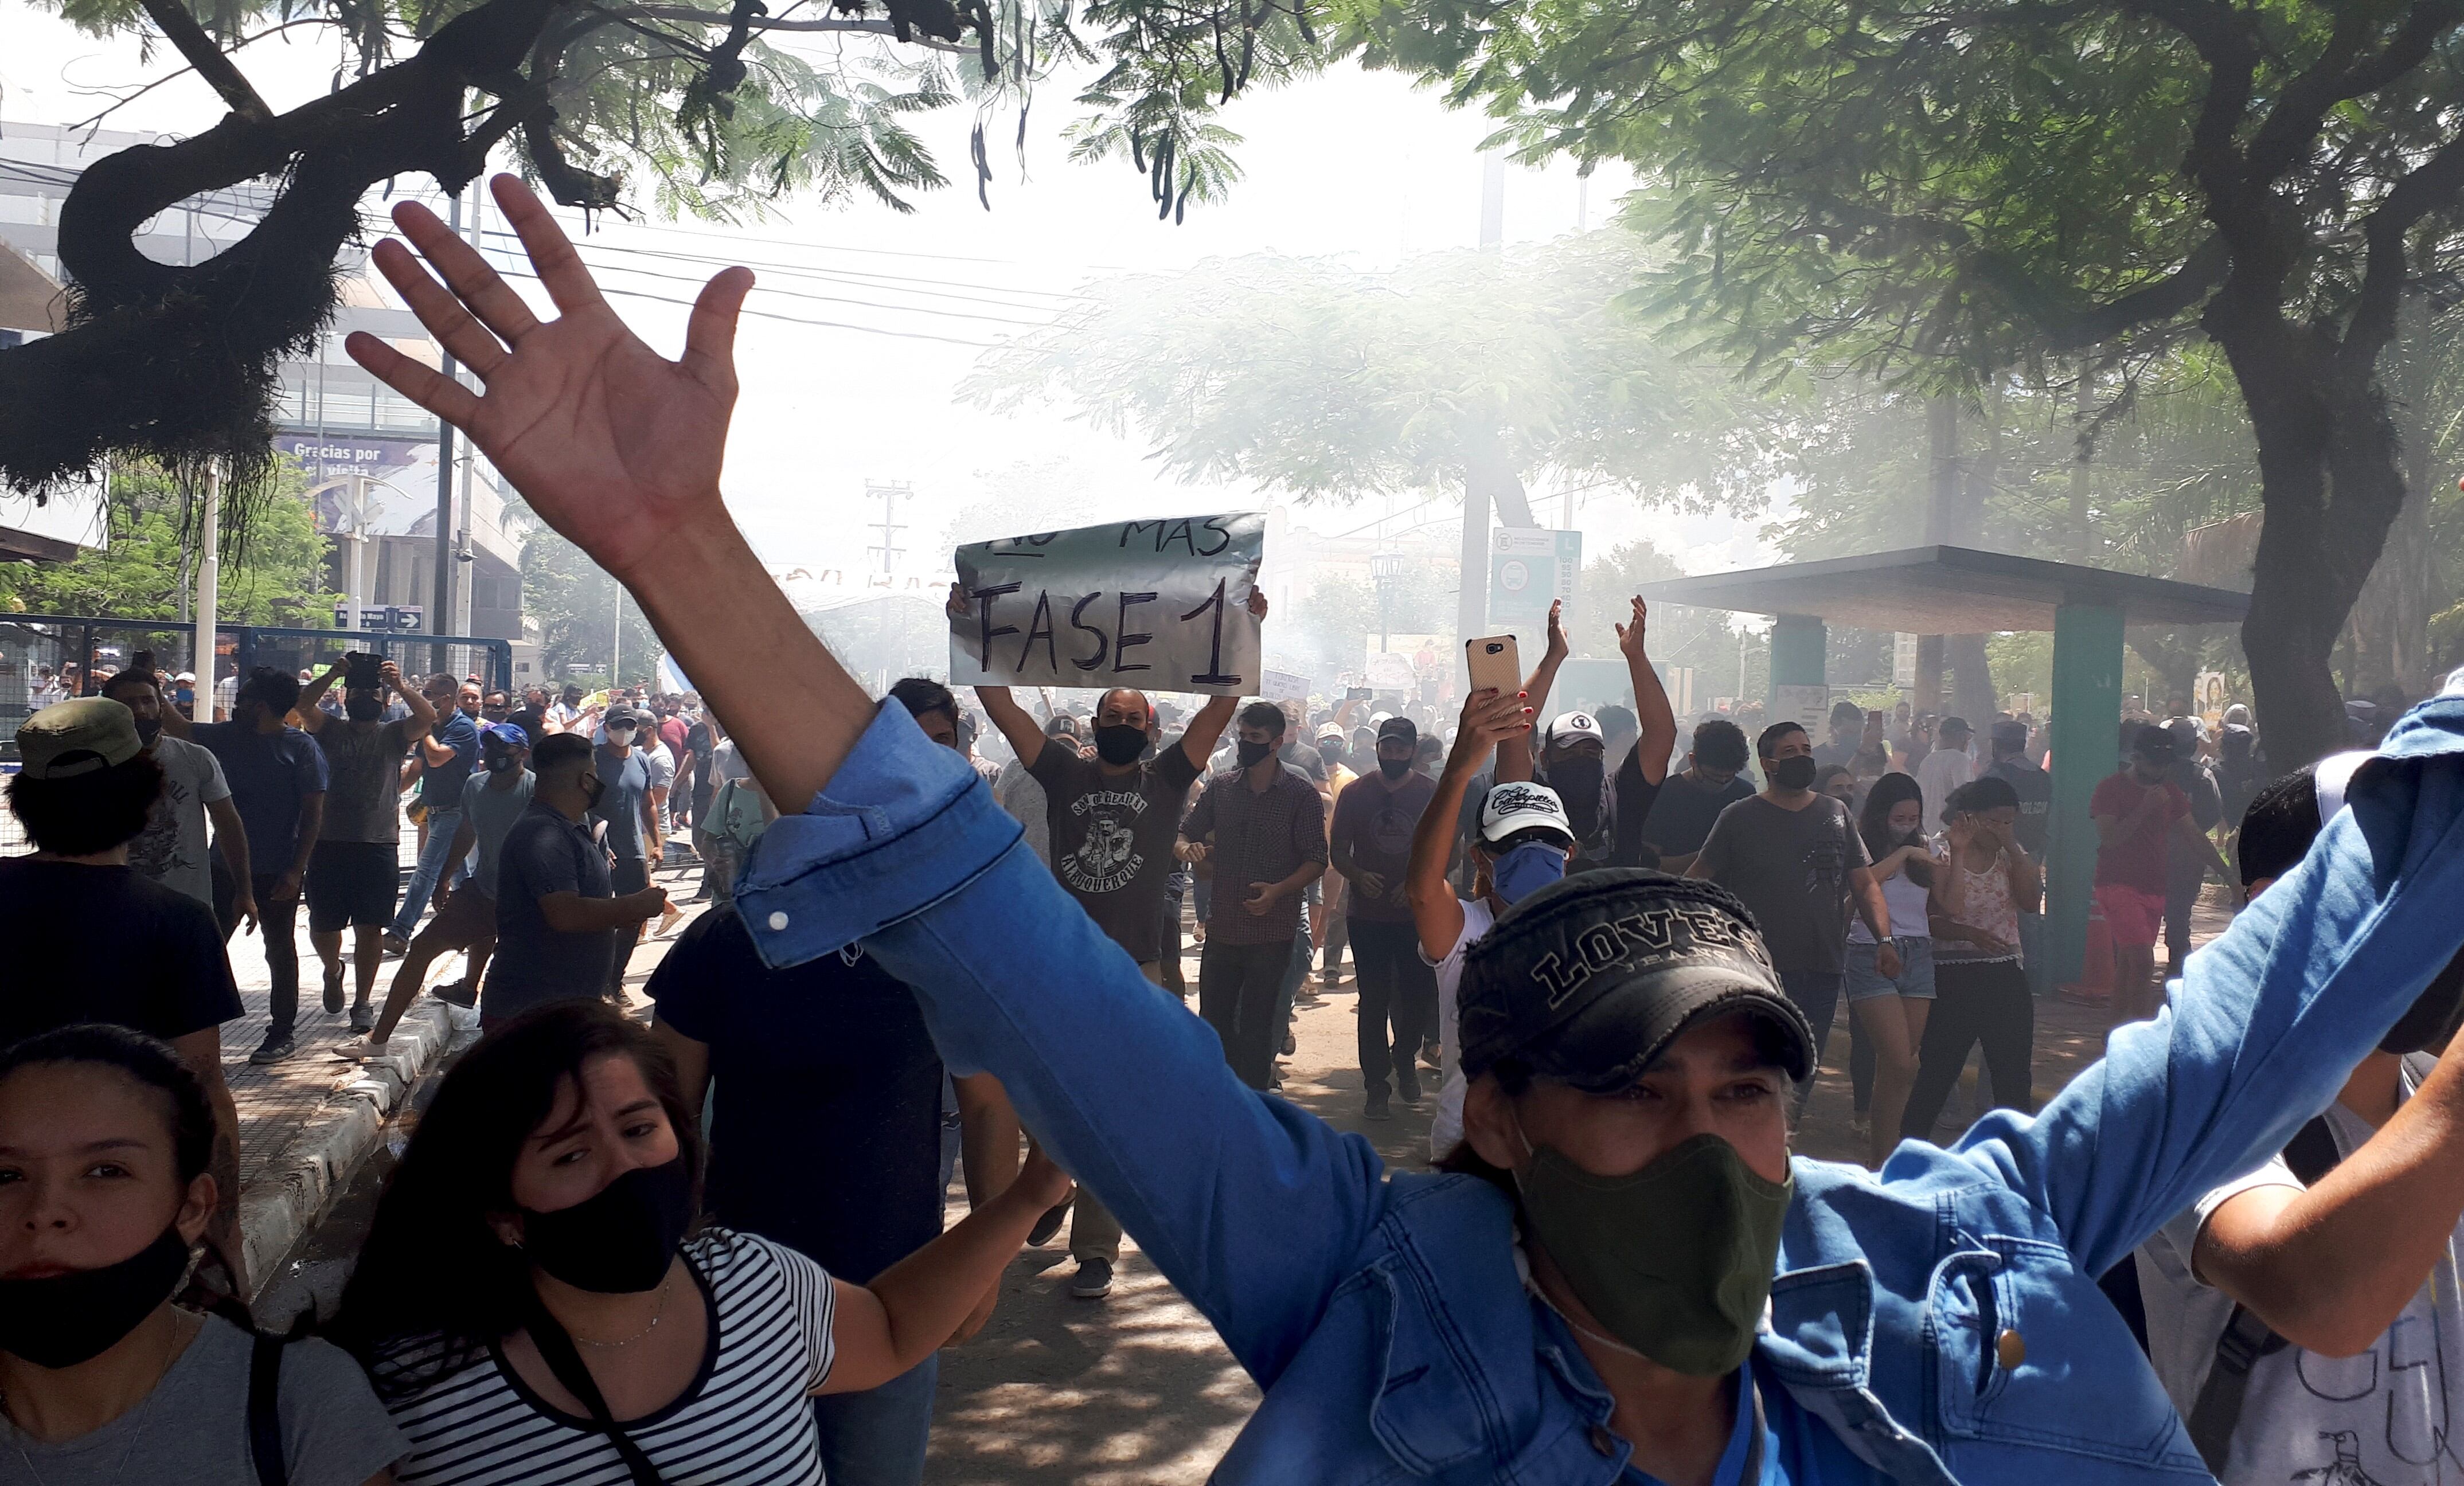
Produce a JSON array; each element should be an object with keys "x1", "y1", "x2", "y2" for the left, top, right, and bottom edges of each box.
[
  {"x1": 1377, "y1": 715, "x2": 1418, "y2": 747},
  {"x1": 1990, "y1": 718, "x2": 2028, "y2": 749},
  {"x1": 2133, "y1": 722, "x2": 2176, "y2": 762},
  {"x1": 1457, "y1": 871, "x2": 1814, "y2": 1090}
]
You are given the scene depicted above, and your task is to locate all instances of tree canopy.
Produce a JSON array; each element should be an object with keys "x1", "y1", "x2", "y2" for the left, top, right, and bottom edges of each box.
[
  {"x1": 1327, "y1": 0, "x2": 2464, "y2": 762},
  {"x1": 0, "y1": 0, "x2": 1319, "y2": 506},
  {"x1": 0, "y1": 461, "x2": 337, "y2": 625},
  {"x1": 964, "y1": 232, "x2": 1775, "y2": 514}
]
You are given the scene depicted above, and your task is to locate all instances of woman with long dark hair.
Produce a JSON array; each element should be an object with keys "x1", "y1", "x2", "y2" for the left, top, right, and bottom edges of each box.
[
  {"x1": 1846, "y1": 772, "x2": 1939, "y2": 1166},
  {"x1": 1901, "y1": 775, "x2": 2043, "y2": 1143},
  {"x1": 0, "y1": 1024, "x2": 403, "y2": 1484},
  {"x1": 328, "y1": 1000, "x2": 1067, "y2": 1483}
]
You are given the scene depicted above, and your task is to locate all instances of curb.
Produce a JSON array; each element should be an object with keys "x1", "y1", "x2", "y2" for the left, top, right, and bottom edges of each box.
[{"x1": 238, "y1": 999, "x2": 461, "y2": 1290}]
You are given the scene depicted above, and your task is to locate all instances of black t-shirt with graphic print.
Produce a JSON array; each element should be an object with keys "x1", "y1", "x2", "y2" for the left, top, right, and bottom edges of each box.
[{"x1": 1028, "y1": 736, "x2": 1202, "y2": 964}]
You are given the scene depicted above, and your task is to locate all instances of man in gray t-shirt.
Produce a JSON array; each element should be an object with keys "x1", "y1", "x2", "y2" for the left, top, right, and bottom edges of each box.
[
  {"x1": 1690, "y1": 719, "x2": 1896, "y2": 1107},
  {"x1": 297, "y1": 658, "x2": 438, "y2": 1031},
  {"x1": 101, "y1": 670, "x2": 248, "y2": 911}
]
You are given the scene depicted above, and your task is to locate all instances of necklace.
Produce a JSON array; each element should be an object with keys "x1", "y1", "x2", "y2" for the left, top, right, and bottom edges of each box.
[
  {"x1": 570, "y1": 1276, "x2": 673, "y2": 1348},
  {"x1": 2, "y1": 1309, "x2": 188, "y2": 1485}
]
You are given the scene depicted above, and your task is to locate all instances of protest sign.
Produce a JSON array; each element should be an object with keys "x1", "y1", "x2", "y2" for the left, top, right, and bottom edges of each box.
[
  {"x1": 1261, "y1": 668, "x2": 1313, "y2": 703},
  {"x1": 950, "y1": 514, "x2": 1265, "y2": 695}
]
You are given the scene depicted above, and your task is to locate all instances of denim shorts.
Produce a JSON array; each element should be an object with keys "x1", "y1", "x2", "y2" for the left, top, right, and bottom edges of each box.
[{"x1": 1845, "y1": 936, "x2": 1936, "y2": 1002}]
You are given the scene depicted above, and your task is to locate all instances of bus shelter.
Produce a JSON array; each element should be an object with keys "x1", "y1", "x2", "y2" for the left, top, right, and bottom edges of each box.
[{"x1": 1634, "y1": 545, "x2": 2250, "y2": 984}]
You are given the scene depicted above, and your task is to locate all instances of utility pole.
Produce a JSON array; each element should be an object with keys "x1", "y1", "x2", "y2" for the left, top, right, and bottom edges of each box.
[
  {"x1": 1478, "y1": 155, "x2": 1506, "y2": 251},
  {"x1": 431, "y1": 185, "x2": 465, "y2": 675},
  {"x1": 865, "y1": 480, "x2": 911, "y2": 575},
  {"x1": 197, "y1": 464, "x2": 221, "y2": 685}
]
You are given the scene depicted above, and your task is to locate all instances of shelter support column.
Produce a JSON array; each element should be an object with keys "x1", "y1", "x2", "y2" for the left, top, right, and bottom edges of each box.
[
  {"x1": 1768, "y1": 614, "x2": 1826, "y2": 734},
  {"x1": 2045, "y1": 602, "x2": 2125, "y2": 987}
]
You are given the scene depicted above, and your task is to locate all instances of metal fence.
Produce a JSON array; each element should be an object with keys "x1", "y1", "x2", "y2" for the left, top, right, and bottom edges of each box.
[{"x1": 0, "y1": 615, "x2": 513, "y2": 761}]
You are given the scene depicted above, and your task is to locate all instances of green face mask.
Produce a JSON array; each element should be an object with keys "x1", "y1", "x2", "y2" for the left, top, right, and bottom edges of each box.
[{"x1": 1515, "y1": 1131, "x2": 1793, "y2": 1376}]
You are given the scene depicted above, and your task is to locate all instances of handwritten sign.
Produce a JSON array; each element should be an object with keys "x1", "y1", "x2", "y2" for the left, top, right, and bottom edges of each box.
[{"x1": 950, "y1": 514, "x2": 1266, "y2": 695}]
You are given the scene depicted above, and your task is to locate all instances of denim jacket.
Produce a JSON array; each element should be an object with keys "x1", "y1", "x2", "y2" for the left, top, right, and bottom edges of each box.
[{"x1": 737, "y1": 690, "x2": 2464, "y2": 1484}]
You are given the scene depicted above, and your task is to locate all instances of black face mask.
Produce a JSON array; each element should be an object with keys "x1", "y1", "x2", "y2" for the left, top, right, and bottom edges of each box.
[
  {"x1": 0, "y1": 1225, "x2": 191, "y2": 1368},
  {"x1": 1768, "y1": 755, "x2": 1819, "y2": 792},
  {"x1": 520, "y1": 1157, "x2": 694, "y2": 1293},
  {"x1": 1093, "y1": 724, "x2": 1148, "y2": 767},
  {"x1": 486, "y1": 752, "x2": 520, "y2": 774},
  {"x1": 134, "y1": 717, "x2": 162, "y2": 745},
  {"x1": 1379, "y1": 756, "x2": 1412, "y2": 781},
  {"x1": 1549, "y1": 756, "x2": 1605, "y2": 838},
  {"x1": 1236, "y1": 739, "x2": 1275, "y2": 769},
  {"x1": 345, "y1": 696, "x2": 384, "y2": 722},
  {"x1": 581, "y1": 776, "x2": 606, "y2": 812}
]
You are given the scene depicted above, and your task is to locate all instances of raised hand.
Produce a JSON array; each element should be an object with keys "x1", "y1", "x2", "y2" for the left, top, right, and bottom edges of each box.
[
  {"x1": 1543, "y1": 598, "x2": 1568, "y2": 661},
  {"x1": 1447, "y1": 687, "x2": 1534, "y2": 773},
  {"x1": 1615, "y1": 595, "x2": 1650, "y2": 663},
  {"x1": 343, "y1": 174, "x2": 753, "y2": 584}
]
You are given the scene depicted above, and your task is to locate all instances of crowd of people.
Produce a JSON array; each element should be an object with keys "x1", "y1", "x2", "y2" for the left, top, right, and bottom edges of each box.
[{"x1": 3, "y1": 174, "x2": 2463, "y2": 1486}]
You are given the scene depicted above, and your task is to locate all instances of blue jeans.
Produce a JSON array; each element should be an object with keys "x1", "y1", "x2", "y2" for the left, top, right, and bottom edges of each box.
[
  {"x1": 389, "y1": 805, "x2": 464, "y2": 938},
  {"x1": 813, "y1": 1352, "x2": 938, "y2": 1486},
  {"x1": 1779, "y1": 968, "x2": 1844, "y2": 1117}
]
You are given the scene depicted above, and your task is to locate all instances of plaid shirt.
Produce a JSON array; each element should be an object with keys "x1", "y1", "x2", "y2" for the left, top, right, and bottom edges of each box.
[{"x1": 1181, "y1": 764, "x2": 1328, "y2": 945}]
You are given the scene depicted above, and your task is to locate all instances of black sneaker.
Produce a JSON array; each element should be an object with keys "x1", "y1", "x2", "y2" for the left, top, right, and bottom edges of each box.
[
  {"x1": 321, "y1": 965, "x2": 345, "y2": 1015},
  {"x1": 1026, "y1": 1195, "x2": 1073, "y2": 1248},
  {"x1": 431, "y1": 978, "x2": 478, "y2": 1008},
  {"x1": 1365, "y1": 1090, "x2": 1392, "y2": 1121},
  {"x1": 1070, "y1": 1257, "x2": 1114, "y2": 1299},
  {"x1": 349, "y1": 1003, "x2": 376, "y2": 1034},
  {"x1": 249, "y1": 1034, "x2": 298, "y2": 1065},
  {"x1": 1283, "y1": 1030, "x2": 1297, "y2": 1056},
  {"x1": 1396, "y1": 1072, "x2": 1422, "y2": 1104}
]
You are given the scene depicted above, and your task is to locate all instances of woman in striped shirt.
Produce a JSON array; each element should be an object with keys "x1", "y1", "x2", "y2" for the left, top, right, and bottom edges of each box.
[{"x1": 327, "y1": 1000, "x2": 1068, "y2": 1484}]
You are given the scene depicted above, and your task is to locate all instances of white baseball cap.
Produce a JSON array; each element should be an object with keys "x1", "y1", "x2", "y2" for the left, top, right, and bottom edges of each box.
[
  {"x1": 1547, "y1": 711, "x2": 1605, "y2": 749},
  {"x1": 1479, "y1": 780, "x2": 1575, "y2": 846}
]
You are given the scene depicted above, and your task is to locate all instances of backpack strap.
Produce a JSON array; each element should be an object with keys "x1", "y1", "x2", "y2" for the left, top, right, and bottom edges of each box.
[
  {"x1": 2185, "y1": 1113, "x2": 2341, "y2": 1472},
  {"x1": 249, "y1": 1332, "x2": 290, "y2": 1486},
  {"x1": 520, "y1": 1289, "x2": 666, "y2": 1486}
]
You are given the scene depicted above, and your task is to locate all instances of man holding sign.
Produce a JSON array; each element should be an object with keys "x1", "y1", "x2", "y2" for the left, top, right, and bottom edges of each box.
[{"x1": 974, "y1": 588, "x2": 1263, "y2": 1301}]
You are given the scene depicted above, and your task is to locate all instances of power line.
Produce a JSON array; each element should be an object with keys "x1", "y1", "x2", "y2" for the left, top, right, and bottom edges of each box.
[
  {"x1": 476, "y1": 226, "x2": 1091, "y2": 309},
  {"x1": 484, "y1": 260, "x2": 1003, "y2": 347},
  {"x1": 470, "y1": 240, "x2": 1059, "y2": 327}
]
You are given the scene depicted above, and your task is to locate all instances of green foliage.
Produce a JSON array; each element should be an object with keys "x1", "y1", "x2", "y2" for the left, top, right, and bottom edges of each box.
[
  {"x1": 520, "y1": 527, "x2": 663, "y2": 683},
  {"x1": 964, "y1": 230, "x2": 1780, "y2": 509},
  {"x1": 0, "y1": 461, "x2": 337, "y2": 625},
  {"x1": 1330, "y1": 0, "x2": 2464, "y2": 385}
]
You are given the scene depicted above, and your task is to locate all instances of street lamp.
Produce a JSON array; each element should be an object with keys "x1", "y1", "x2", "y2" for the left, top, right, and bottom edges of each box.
[{"x1": 1370, "y1": 552, "x2": 1405, "y2": 653}]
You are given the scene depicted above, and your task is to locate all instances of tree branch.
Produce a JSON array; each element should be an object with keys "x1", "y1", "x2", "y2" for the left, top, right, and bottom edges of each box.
[
  {"x1": 2344, "y1": 130, "x2": 2464, "y2": 373},
  {"x1": 2246, "y1": 0, "x2": 2464, "y2": 183},
  {"x1": 2030, "y1": 236, "x2": 2232, "y2": 353},
  {"x1": 627, "y1": 2, "x2": 976, "y2": 50},
  {"x1": 135, "y1": 0, "x2": 272, "y2": 122}
]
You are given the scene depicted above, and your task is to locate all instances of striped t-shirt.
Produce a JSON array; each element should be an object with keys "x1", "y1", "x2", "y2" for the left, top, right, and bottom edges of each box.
[{"x1": 377, "y1": 1227, "x2": 838, "y2": 1484}]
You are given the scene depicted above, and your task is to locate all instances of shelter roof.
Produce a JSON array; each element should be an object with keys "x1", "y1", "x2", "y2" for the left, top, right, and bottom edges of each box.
[{"x1": 1631, "y1": 545, "x2": 2249, "y2": 631}]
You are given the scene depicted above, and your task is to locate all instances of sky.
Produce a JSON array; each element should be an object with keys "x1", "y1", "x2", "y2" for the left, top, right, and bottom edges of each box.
[{"x1": 0, "y1": 1, "x2": 1777, "y2": 584}]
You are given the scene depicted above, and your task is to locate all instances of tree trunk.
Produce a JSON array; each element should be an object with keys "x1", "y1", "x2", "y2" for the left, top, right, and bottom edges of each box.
[{"x1": 2215, "y1": 317, "x2": 2410, "y2": 769}]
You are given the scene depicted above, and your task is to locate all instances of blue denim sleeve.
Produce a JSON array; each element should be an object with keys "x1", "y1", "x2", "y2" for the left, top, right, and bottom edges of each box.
[
  {"x1": 733, "y1": 701, "x2": 1391, "y2": 1383},
  {"x1": 1933, "y1": 691, "x2": 2464, "y2": 1278}
]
